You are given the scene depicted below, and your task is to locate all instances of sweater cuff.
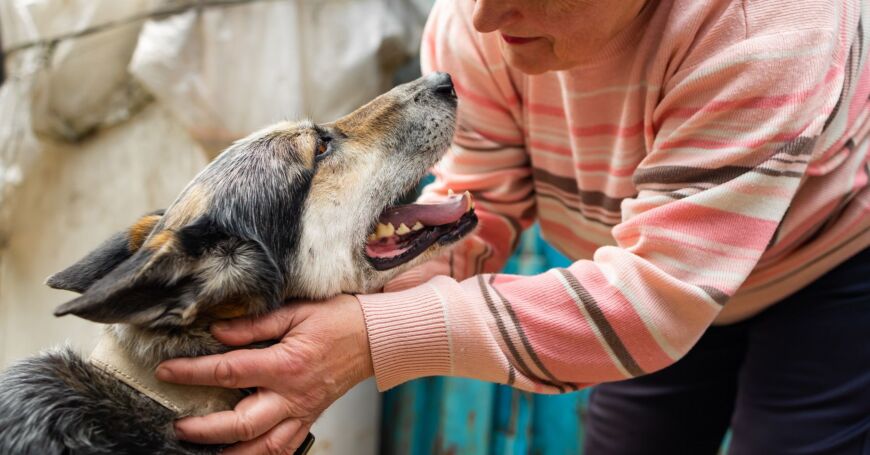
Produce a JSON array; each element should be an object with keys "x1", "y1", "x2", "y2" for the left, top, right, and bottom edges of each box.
[{"x1": 357, "y1": 284, "x2": 453, "y2": 390}]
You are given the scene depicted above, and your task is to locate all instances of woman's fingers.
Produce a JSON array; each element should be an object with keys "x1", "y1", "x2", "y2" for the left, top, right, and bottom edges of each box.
[
  {"x1": 157, "y1": 344, "x2": 292, "y2": 388},
  {"x1": 212, "y1": 304, "x2": 305, "y2": 346},
  {"x1": 174, "y1": 390, "x2": 292, "y2": 445},
  {"x1": 221, "y1": 419, "x2": 308, "y2": 455},
  {"x1": 165, "y1": 295, "x2": 369, "y2": 451}
]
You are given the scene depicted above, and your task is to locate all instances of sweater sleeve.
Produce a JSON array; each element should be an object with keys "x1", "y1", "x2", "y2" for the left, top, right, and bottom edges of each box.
[
  {"x1": 360, "y1": 2, "x2": 845, "y2": 392},
  {"x1": 382, "y1": 0, "x2": 535, "y2": 293}
]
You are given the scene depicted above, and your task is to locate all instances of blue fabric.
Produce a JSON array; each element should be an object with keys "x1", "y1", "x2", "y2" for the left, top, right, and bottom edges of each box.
[{"x1": 583, "y1": 248, "x2": 870, "y2": 455}]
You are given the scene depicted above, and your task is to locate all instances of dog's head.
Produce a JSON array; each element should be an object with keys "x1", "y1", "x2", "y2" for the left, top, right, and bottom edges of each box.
[{"x1": 47, "y1": 73, "x2": 477, "y2": 329}]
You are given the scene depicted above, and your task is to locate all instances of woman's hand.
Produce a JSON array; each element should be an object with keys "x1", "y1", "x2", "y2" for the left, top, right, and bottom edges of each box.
[{"x1": 155, "y1": 294, "x2": 373, "y2": 454}]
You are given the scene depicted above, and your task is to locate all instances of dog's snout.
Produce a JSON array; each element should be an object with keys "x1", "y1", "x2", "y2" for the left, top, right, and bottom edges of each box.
[{"x1": 425, "y1": 72, "x2": 456, "y2": 99}]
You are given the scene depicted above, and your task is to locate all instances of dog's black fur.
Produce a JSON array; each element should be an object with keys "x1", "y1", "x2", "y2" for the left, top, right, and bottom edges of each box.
[
  {"x1": 0, "y1": 73, "x2": 475, "y2": 454},
  {"x1": 0, "y1": 351, "x2": 203, "y2": 454}
]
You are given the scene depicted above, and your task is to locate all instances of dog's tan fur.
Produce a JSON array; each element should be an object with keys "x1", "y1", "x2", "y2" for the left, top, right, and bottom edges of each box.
[
  {"x1": 161, "y1": 184, "x2": 212, "y2": 231},
  {"x1": 128, "y1": 214, "x2": 162, "y2": 251}
]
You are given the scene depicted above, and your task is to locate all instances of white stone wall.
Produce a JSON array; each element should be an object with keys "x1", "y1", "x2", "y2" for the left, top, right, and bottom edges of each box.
[{"x1": 0, "y1": 104, "x2": 207, "y2": 365}]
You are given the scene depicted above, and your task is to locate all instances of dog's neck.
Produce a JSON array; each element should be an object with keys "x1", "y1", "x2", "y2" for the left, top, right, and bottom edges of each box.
[{"x1": 90, "y1": 331, "x2": 243, "y2": 417}]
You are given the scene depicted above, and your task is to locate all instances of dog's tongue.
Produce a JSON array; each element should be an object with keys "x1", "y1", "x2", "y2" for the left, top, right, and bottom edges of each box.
[
  {"x1": 366, "y1": 236, "x2": 414, "y2": 258},
  {"x1": 366, "y1": 192, "x2": 474, "y2": 260},
  {"x1": 378, "y1": 191, "x2": 473, "y2": 227}
]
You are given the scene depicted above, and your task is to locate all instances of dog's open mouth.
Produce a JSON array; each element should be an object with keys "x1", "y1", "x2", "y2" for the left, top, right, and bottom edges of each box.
[{"x1": 365, "y1": 191, "x2": 478, "y2": 270}]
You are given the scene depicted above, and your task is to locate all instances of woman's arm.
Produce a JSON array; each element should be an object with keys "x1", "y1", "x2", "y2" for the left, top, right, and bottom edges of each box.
[
  {"x1": 156, "y1": 1, "x2": 857, "y2": 451},
  {"x1": 361, "y1": 1, "x2": 847, "y2": 392}
]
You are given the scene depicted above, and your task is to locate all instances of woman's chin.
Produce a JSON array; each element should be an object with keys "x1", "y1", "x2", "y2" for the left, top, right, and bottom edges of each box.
[{"x1": 499, "y1": 43, "x2": 558, "y2": 75}]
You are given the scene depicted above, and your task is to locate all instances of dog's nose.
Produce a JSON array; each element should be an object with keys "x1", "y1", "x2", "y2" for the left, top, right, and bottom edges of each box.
[{"x1": 425, "y1": 72, "x2": 456, "y2": 99}]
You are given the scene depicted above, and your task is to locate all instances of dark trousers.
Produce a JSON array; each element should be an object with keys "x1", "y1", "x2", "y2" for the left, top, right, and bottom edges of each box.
[{"x1": 583, "y1": 248, "x2": 870, "y2": 455}]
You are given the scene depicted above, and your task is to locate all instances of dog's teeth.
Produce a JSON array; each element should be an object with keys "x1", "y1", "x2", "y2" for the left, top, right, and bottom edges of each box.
[
  {"x1": 448, "y1": 189, "x2": 455, "y2": 196},
  {"x1": 382, "y1": 223, "x2": 395, "y2": 237},
  {"x1": 368, "y1": 233, "x2": 377, "y2": 242},
  {"x1": 376, "y1": 223, "x2": 395, "y2": 238},
  {"x1": 464, "y1": 191, "x2": 474, "y2": 212},
  {"x1": 412, "y1": 221, "x2": 424, "y2": 231},
  {"x1": 396, "y1": 223, "x2": 411, "y2": 235}
]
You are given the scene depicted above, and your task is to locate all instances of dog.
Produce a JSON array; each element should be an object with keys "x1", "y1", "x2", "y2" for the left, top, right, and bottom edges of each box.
[{"x1": 0, "y1": 72, "x2": 477, "y2": 454}]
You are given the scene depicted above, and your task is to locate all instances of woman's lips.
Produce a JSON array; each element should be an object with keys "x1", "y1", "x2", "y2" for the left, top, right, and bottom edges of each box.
[{"x1": 501, "y1": 34, "x2": 539, "y2": 45}]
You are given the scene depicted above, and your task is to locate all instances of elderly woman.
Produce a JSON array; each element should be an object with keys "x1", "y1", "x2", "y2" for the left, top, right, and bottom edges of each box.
[{"x1": 157, "y1": 0, "x2": 870, "y2": 453}]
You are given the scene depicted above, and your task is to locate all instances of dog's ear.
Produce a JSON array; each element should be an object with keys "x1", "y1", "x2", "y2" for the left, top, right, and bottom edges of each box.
[
  {"x1": 46, "y1": 210, "x2": 165, "y2": 293},
  {"x1": 52, "y1": 217, "x2": 282, "y2": 327}
]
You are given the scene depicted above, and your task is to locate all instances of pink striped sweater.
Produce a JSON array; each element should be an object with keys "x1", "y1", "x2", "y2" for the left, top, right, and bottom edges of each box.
[{"x1": 358, "y1": 0, "x2": 870, "y2": 392}]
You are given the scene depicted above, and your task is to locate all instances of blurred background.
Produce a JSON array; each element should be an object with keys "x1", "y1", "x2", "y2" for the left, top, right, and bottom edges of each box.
[{"x1": 0, "y1": 1, "x2": 589, "y2": 453}]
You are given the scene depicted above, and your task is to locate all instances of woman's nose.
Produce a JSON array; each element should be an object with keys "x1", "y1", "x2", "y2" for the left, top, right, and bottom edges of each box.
[{"x1": 472, "y1": 0, "x2": 521, "y2": 33}]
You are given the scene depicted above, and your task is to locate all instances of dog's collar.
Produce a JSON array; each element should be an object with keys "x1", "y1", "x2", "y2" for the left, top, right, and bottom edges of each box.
[{"x1": 89, "y1": 333, "x2": 243, "y2": 417}]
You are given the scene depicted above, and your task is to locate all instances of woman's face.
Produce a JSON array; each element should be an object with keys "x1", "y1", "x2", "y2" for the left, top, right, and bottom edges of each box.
[{"x1": 471, "y1": 0, "x2": 648, "y2": 74}]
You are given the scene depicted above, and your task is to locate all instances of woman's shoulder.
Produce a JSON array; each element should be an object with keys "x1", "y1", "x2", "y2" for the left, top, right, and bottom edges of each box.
[
  {"x1": 423, "y1": 0, "x2": 522, "y2": 95},
  {"x1": 740, "y1": 0, "x2": 854, "y2": 37},
  {"x1": 661, "y1": 0, "x2": 853, "y2": 43},
  {"x1": 425, "y1": 0, "x2": 506, "y2": 67},
  {"x1": 652, "y1": 0, "x2": 853, "y2": 74}
]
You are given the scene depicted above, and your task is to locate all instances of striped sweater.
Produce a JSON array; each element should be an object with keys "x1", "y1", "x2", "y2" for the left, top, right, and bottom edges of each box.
[{"x1": 358, "y1": 0, "x2": 870, "y2": 392}]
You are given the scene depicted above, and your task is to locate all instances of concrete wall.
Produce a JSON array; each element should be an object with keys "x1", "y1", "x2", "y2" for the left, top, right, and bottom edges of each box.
[{"x1": 0, "y1": 103, "x2": 207, "y2": 364}]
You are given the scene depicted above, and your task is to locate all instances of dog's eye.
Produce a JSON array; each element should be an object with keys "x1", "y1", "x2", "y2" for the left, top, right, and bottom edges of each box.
[{"x1": 315, "y1": 137, "x2": 332, "y2": 160}]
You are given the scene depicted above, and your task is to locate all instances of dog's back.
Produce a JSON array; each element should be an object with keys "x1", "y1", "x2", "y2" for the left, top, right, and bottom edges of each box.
[{"x1": 0, "y1": 349, "x2": 215, "y2": 455}]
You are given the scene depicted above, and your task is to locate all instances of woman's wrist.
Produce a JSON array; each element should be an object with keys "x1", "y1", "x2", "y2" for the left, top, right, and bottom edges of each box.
[
  {"x1": 347, "y1": 294, "x2": 375, "y2": 383},
  {"x1": 357, "y1": 283, "x2": 455, "y2": 390}
]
